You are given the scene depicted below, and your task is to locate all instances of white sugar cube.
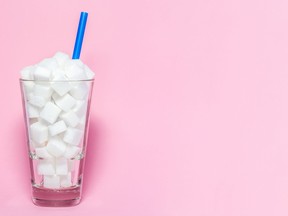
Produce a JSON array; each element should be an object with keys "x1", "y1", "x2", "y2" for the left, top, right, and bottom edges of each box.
[
  {"x1": 23, "y1": 81, "x2": 35, "y2": 95},
  {"x1": 51, "y1": 75, "x2": 72, "y2": 96},
  {"x1": 44, "y1": 175, "x2": 60, "y2": 189},
  {"x1": 35, "y1": 147, "x2": 52, "y2": 159},
  {"x1": 37, "y1": 159, "x2": 55, "y2": 175},
  {"x1": 63, "y1": 128, "x2": 83, "y2": 146},
  {"x1": 48, "y1": 120, "x2": 67, "y2": 136},
  {"x1": 84, "y1": 65, "x2": 95, "y2": 79},
  {"x1": 53, "y1": 52, "x2": 69, "y2": 66},
  {"x1": 28, "y1": 93, "x2": 46, "y2": 107},
  {"x1": 38, "y1": 58, "x2": 59, "y2": 72},
  {"x1": 60, "y1": 172, "x2": 72, "y2": 187},
  {"x1": 61, "y1": 111, "x2": 80, "y2": 127},
  {"x1": 30, "y1": 122, "x2": 48, "y2": 144},
  {"x1": 33, "y1": 84, "x2": 53, "y2": 99},
  {"x1": 52, "y1": 93, "x2": 76, "y2": 112},
  {"x1": 69, "y1": 83, "x2": 89, "y2": 100},
  {"x1": 46, "y1": 138, "x2": 67, "y2": 157},
  {"x1": 52, "y1": 68, "x2": 66, "y2": 78},
  {"x1": 73, "y1": 100, "x2": 87, "y2": 118},
  {"x1": 55, "y1": 157, "x2": 68, "y2": 175},
  {"x1": 63, "y1": 60, "x2": 75, "y2": 70},
  {"x1": 20, "y1": 66, "x2": 34, "y2": 80},
  {"x1": 72, "y1": 59, "x2": 84, "y2": 67},
  {"x1": 64, "y1": 146, "x2": 81, "y2": 159},
  {"x1": 27, "y1": 104, "x2": 39, "y2": 118},
  {"x1": 40, "y1": 101, "x2": 62, "y2": 124},
  {"x1": 33, "y1": 66, "x2": 51, "y2": 80},
  {"x1": 65, "y1": 64, "x2": 87, "y2": 80}
]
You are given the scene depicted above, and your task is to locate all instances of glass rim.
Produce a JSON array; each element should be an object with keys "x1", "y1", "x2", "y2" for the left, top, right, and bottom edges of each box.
[{"x1": 19, "y1": 78, "x2": 94, "y2": 82}]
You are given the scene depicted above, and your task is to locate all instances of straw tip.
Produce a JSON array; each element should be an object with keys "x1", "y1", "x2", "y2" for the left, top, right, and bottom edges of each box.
[{"x1": 72, "y1": 11, "x2": 89, "y2": 59}]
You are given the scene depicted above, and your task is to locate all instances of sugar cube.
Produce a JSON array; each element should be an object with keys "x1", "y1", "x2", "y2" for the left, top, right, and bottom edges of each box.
[
  {"x1": 20, "y1": 66, "x2": 34, "y2": 80},
  {"x1": 73, "y1": 59, "x2": 84, "y2": 67},
  {"x1": 48, "y1": 120, "x2": 67, "y2": 136},
  {"x1": 52, "y1": 93, "x2": 76, "y2": 112},
  {"x1": 55, "y1": 157, "x2": 68, "y2": 175},
  {"x1": 33, "y1": 84, "x2": 53, "y2": 99},
  {"x1": 43, "y1": 175, "x2": 60, "y2": 189},
  {"x1": 61, "y1": 111, "x2": 79, "y2": 127},
  {"x1": 38, "y1": 58, "x2": 59, "y2": 72},
  {"x1": 46, "y1": 138, "x2": 67, "y2": 157},
  {"x1": 40, "y1": 101, "x2": 62, "y2": 124},
  {"x1": 35, "y1": 147, "x2": 52, "y2": 159},
  {"x1": 60, "y1": 172, "x2": 72, "y2": 187},
  {"x1": 33, "y1": 66, "x2": 51, "y2": 80},
  {"x1": 84, "y1": 65, "x2": 95, "y2": 79},
  {"x1": 65, "y1": 64, "x2": 87, "y2": 80},
  {"x1": 23, "y1": 81, "x2": 35, "y2": 95},
  {"x1": 37, "y1": 159, "x2": 55, "y2": 175},
  {"x1": 69, "y1": 83, "x2": 89, "y2": 100},
  {"x1": 51, "y1": 74, "x2": 72, "y2": 96},
  {"x1": 52, "y1": 82, "x2": 73, "y2": 97},
  {"x1": 73, "y1": 100, "x2": 87, "y2": 118},
  {"x1": 30, "y1": 122, "x2": 48, "y2": 144},
  {"x1": 64, "y1": 146, "x2": 81, "y2": 159},
  {"x1": 53, "y1": 52, "x2": 69, "y2": 66},
  {"x1": 28, "y1": 93, "x2": 46, "y2": 108},
  {"x1": 27, "y1": 104, "x2": 39, "y2": 118},
  {"x1": 63, "y1": 128, "x2": 83, "y2": 146},
  {"x1": 52, "y1": 68, "x2": 66, "y2": 78}
]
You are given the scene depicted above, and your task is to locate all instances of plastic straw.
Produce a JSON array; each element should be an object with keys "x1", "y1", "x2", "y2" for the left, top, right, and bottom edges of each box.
[{"x1": 72, "y1": 12, "x2": 88, "y2": 59}]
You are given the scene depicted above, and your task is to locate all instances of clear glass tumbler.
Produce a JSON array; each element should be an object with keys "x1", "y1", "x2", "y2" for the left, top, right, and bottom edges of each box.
[{"x1": 19, "y1": 79, "x2": 94, "y2": 207}]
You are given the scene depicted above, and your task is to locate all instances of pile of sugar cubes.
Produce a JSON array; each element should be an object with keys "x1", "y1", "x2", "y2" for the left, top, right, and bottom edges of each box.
[{"x1": 20, "y1": 52, "x2": 94, "y2": 189}]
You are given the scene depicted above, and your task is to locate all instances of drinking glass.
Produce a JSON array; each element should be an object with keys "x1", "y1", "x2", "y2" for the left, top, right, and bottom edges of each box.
[{"x1": 20, "y1": 79, "x2": 94, "y2": 207}]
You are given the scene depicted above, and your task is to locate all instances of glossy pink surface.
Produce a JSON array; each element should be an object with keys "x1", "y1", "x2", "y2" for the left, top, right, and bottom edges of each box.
[{"x1": 2, "y1": 0, "x2": 288, "y2": 215}]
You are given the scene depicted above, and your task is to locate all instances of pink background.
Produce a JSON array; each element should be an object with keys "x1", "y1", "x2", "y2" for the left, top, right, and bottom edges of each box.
[{"x1": 1, "y1": 0, "x2": 288, "y2": 215}]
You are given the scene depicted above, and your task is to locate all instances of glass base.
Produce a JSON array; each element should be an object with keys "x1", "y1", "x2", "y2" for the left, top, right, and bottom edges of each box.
[{"x1": 32, "y1": 185, "x2": 82, "y2": 207}]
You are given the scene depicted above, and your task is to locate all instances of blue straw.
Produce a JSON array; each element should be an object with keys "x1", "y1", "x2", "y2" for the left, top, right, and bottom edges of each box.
[{"x1": 72, "y1": 12, "x2": 88, "y2": 59}]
